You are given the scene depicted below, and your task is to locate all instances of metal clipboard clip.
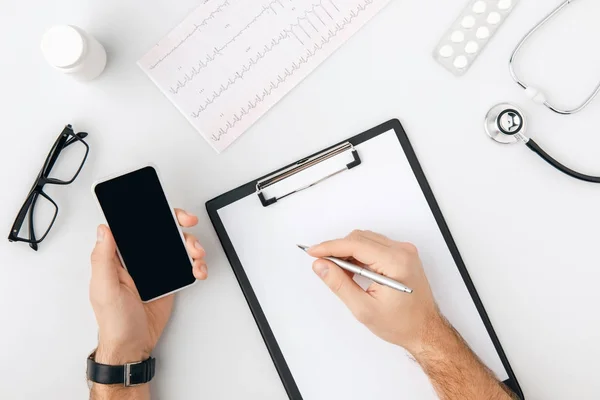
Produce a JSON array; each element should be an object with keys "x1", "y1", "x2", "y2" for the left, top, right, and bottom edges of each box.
[{"x1": 256, "y1": 142, "x2": 362, "y2": 207}]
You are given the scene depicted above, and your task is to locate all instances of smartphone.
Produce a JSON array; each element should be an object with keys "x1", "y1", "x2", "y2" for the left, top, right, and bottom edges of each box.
[{"x1": 92, "y1": 165, "x2": 196, "y2": 302}]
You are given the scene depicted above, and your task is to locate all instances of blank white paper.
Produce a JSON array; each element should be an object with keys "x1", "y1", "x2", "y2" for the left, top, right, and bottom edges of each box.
[
  {"x1": 138, "y1": 0, "x2": 392, "y2": 152},
  {"x1": 218, "y1": 129, "x2": 509, "y2": 399}
]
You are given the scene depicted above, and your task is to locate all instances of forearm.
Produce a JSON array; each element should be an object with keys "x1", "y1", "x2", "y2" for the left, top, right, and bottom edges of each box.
[
  {"x1": 409, "y1": 314, "x2": 515, "y2": 400},
  {"x1": 91, "y1": 384, "x2": 150, "y2": 400}
]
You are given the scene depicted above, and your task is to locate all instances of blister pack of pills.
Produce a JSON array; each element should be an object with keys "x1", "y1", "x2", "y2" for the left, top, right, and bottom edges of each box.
[{"x1": 434, "y1": 0, "x2": 519, "y2": 76}]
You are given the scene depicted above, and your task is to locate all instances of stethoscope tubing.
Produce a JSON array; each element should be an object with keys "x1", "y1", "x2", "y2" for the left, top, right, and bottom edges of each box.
[
  {"x1": 525, "y1": 139, "x2": 600, "y2": 183},
  {"x1": 509, "y1": 0, "x2": 600, "y2": 115},
  {"x1": 485, "y1": 103, "x2": 600, "y2": 183}
]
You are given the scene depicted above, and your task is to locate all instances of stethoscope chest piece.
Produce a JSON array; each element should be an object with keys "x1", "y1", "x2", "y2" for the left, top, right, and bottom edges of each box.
[
  {"x1": 484, "y1": 102, "x2": 600, "y2": 183},
  {"x1": 485, "y1": 103, "x2": 528, "y2": 144}
]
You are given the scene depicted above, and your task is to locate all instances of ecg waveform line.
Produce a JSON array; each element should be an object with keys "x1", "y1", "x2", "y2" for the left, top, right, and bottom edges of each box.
[
  {"x1": 169, "y1": 0, "x2": 339, "y2": 95},
  {"x1": 181, "y1": 0, "x2": 340, "y2": 106},
  {"x1": 154, "y1": 0, "x2": 292, "y2": 76},
  {"x1": 283, "y1": 0, "x2": 340, "y2": 45},
  {"x1": 148, "y1": 0, "x2": 231, "y2": 70},
  {"x1": 182, "y1": 32, "x2": 293, "y2": 106},
  {"x1": 170, "y1": 28, "x2": 294, "y2": 95},
  {"x1": 206, "y1": 0, "x2": 375, "y2": 142}
]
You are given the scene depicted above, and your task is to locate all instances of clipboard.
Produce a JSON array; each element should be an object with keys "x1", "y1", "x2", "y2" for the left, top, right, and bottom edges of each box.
[{"x1": 206, "y1": 119, "x2": 524, "y2": 400}]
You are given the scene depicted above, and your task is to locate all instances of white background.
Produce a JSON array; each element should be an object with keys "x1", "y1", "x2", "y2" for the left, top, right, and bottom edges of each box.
[{"x1": 1, "y1": 0, "x2": 599, "y2": 399}]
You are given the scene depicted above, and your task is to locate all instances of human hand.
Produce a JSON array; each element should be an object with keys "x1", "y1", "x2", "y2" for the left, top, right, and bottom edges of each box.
[
  {"x1": 89, "y1": 209, "x2": 208, "y2": 365},
  {"x1": 308, "y1": 230, "x2": 443, "y2": 354}
]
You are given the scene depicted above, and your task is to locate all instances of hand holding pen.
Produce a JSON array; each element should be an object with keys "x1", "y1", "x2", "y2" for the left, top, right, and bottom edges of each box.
[
  {"x1": 301, "y1": 230, "x2": 439, "y2": 353},
  {"x1": 298, "y1": 245, "x2": 413, "y2": 293}
]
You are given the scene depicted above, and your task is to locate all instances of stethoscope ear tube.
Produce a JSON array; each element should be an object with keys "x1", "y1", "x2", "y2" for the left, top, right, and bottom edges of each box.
[
  {"x1": 509, "y1": 0, "x2": 600, "y2": 115},
  {"x1": 525, "y1": 139, "x2": 600, "y2": 183}
]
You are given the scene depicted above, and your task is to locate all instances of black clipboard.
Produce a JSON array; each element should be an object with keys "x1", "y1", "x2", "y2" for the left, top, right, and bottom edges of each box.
[{"x1": 206, "y1": 119, "x2": 524, "y2": 400}]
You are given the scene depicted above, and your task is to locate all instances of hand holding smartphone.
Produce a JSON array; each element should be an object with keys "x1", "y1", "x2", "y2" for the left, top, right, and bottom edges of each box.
[{"x1": 93, "y1": 165, "x2": 198, "y2": 302}]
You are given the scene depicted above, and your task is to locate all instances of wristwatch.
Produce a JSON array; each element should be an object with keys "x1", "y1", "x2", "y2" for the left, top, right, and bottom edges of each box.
[{"x1": 87, "y1": 351, "x2": 156, "y2": 387}]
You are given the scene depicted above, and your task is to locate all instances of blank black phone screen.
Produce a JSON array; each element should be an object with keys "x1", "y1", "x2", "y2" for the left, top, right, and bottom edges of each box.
[{"x1": 94, "y1": 166, "x2": 194, "y2": 301}]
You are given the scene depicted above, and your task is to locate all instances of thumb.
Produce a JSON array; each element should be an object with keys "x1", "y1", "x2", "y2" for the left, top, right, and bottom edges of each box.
[
  {"x1": 313, "y1": 259, "x2": 373, "y2": 320},
  {"x1": 90, "y1": 225, "x2": 119, "y2": 287}
]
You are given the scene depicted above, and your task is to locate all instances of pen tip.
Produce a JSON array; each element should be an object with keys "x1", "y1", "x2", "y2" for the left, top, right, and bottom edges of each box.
[{"x1": 297, "y1": 244, "x2": 309, "y2": 252}]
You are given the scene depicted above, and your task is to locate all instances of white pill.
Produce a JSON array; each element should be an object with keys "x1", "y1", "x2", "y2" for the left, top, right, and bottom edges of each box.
[
  {"x1": 488, "y1": 12, "x2": 501, "y2": 24},
  {"x1": 498, "y1": 0, "x2": 512, "y2": 10},
  {"x1": 462, "y1": 15, "x2": 476, "y2": 29},
  {"x1": 439, "y1": 45, "x2": 454, "y2": 58},
  {"x1": 454, "y1": 55, "x2": 468, "y2": 69},
  {"x1": 476, "y1": 26, "x2": 490, "y2": 39},
  {"x1": 465, "y1": 41, "x2": 479, "y2": 54},
  {"x1": 473, "y1": 1, "x2": 487, "y2": 14},
  {"x1": 451, "y1": 30, "x2": 465, "y2": 43}
]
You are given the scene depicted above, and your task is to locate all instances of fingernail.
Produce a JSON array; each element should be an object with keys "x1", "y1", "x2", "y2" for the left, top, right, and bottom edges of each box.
[
  {"x1": 187, "y1": 211, "x2": 197, "y2": 218},
  {"x1": 195, "y1": 241, "x2": 204, "y2": 252},
  {"x1": 313, "y1": 260, "x2": 329, "y2": 278},
  {"x1": 97, "y1": 226, "x2": 105, "y2": 242},
  {"x1": 200, "y1": 264, "x2": 208, "y2": 276}
]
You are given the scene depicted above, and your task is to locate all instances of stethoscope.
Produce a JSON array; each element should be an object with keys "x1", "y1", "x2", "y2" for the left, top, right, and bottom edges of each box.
[{"x1": 485, "y1": 0, "x2": 600, "y2": 183}]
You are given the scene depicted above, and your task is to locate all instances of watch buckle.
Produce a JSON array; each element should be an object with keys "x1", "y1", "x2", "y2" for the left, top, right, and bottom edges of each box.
[{"x1": 124, "y1": 361, "x2": 143, "y2": 387}]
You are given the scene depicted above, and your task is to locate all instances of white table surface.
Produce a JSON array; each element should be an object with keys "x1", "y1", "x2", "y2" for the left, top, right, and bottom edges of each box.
[{"x1": 2, "y1": 1, "x2": 599, "y2": 399}]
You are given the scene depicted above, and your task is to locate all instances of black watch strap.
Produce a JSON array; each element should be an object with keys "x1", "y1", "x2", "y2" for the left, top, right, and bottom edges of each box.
[{"x1": 87, "y1": 352, "x2": 156, "y2": 387}]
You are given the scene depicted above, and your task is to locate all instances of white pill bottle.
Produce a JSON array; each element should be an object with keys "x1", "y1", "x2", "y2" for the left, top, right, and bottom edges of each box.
[{"x1": 41, "y1": 25, "x2": 107, "y2": 81}]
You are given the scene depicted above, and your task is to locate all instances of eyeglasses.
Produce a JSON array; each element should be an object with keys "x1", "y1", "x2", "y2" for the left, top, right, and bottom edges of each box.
[{"x1": 8, "y1": 125, "x2": 90, "y2": 251}]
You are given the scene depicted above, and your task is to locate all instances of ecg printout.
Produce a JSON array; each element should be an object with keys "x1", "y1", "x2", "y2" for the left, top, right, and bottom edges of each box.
[{"x1": 138, "y1": 0, "x2": 392, "y2": 152}]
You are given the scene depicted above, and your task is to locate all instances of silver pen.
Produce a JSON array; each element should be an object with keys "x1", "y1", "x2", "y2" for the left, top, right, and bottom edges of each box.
[{"x1": 297, "y1": 245, "x2": 413, "y2": 294}]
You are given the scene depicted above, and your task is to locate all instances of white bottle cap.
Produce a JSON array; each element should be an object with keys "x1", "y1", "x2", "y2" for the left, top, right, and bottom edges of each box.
[{"x1": 41, "y1": 25, "x2": 85, "y2": 69}]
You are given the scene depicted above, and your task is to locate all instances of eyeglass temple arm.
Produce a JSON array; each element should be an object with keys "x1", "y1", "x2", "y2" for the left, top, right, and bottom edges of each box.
[
  {"x1": 65, "y1": 132, "x2": 88, "y2": 147},
  {"x1": 44, "y1": 132, "x2": 88, "y2": 175},
  {"x1": 28, "y1": 193, "x2": 39, "y2": 251}
]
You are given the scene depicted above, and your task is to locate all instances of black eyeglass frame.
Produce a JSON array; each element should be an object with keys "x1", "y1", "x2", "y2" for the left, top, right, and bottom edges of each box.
[{"x1": 8, "y1": 125, "x2": 89, "y2": 251}]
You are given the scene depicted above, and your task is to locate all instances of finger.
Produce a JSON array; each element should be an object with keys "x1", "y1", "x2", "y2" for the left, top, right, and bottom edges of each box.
[
  {"x1": 90, "y1": 225, "x2": 120, "y2": 289},
  {"x1": 175, "y1": 208, "x2": 199, "y2": 228},
  {"x1": 358, "y1": 230, "x2": 418, "y2": 254},
  {"x1": 340, "y1": 256, "x2": 366, "y2": 268},
  {"x1": 313, "y1": 259, "x2": 373, "y2": 319},
  {"x1": 115, "y1": 263, "x2": 143, "y2": 299},
  {"x1": 308, "y1": 231, "x2": 391, "y2": 265},
  {"x1": 355, "y1": 230, "x2": 394, "y2": 248},
  {"x1": 184, "y1": 233, "x2": 206, "y2": 259},
  {"x1": 342, "y1": 269, "x2": 354, "y2": 279},
  {"x1": 193, "y1": 259, "x2": 208, "y2": 280}
]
